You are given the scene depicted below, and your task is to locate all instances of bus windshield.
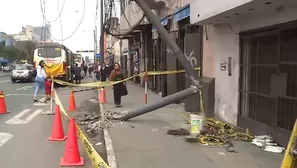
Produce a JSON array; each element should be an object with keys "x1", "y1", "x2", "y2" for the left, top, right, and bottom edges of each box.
[
  {"x1": 73, "y1": 54, "x2": 82, "y2": 63},
  {"x1": 37, "y1": 47, "x2": 61, "y2": 58}
]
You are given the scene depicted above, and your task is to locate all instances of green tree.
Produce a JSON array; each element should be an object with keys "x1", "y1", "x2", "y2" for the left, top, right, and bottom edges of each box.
[
  {"x1": 0, "y1": 46, "x2": 26, "y2": 62},
  {"x1": 0, "y1": 41, "x2": 5, "y2": 48},
  {"x1": 15, "y1": 41, "x2": 36, "y2": 60}
]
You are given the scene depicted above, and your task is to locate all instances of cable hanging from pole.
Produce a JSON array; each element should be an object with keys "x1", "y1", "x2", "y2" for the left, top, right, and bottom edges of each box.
[
  {"x1": 42, "y1": 0, "x2": 66, "y2": 23},
  {"x1": 40, "y1": 0, "x2": 86, "y2": 41}
]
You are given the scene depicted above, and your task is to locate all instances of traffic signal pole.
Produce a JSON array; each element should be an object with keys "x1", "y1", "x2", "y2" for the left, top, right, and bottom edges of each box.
[{"x1": 112, "y1": 0, "x2": 203, "y2": 121}]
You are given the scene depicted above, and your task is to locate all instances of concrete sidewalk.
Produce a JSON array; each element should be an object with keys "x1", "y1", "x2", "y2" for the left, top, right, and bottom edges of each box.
[{"x1": 102, "y1": 81, "x2": 283, "y2": 168}]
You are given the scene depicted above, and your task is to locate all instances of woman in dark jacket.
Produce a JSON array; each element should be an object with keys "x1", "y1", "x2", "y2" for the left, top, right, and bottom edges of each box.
[{"x1": 109, "y1": 63, "x2": 126, "y2": 107}]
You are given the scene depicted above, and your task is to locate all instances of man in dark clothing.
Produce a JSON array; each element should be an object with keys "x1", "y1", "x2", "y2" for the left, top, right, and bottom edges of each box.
[
  {"x1": 83, "y1": 64, "x2": 88, "y2": 76},
  {"x1": 88, "y1": 65, "x2": 93, "y2": 77},
  {"x1": 99, "y1": 64, "x2": 109, "y2": 82},
  {"x1": 72, "y1": 63, "x2": 81, "y2": 84}
]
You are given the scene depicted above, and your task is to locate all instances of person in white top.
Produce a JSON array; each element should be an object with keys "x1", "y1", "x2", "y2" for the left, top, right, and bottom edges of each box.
[{"x1": 33, "y1": 60, "x2": 47, "y2": 102}]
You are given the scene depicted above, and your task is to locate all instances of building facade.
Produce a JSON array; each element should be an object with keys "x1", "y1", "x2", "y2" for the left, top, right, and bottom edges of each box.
[
  {"x1": 119, "y1": 0, "x2": 203, "y2": 112},
  {"x1": 12, "y1": 25, "x2": 40, "y2": 42},
  {"x1": 12, "y1": 25, "x2": 51, "y2": 42},
  {"x1": 190, "y1": 0, "x2": 297, "y2": 146},
  {"x1": 0, "y1": 32, "x2": 15, "y2": 47},
  {"x1": 33, "y1": 24, "x2": 51, "y2": 42}
]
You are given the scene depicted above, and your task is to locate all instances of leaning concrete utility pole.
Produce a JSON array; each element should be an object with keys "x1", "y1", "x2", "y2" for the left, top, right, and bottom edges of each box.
[
  {"x1": 134, "y1": 0, "x2": 201, "y2": 86},
  {"x1": 113, "y1": 0, "x2": 203, "y2": 121}
]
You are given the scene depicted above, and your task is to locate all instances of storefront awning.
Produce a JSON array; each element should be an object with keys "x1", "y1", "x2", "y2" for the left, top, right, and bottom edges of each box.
[
  {"x1": 173, "y1": 4, "x2": 190, "y2": 22},
  {"x1": 152, "y1": 15, "x2": 170, "y2": 31}
]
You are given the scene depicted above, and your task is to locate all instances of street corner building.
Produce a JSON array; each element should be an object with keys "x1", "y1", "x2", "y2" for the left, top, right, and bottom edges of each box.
[{"x1": 190, "y1": 0, "x2": 297, "y2": 147}]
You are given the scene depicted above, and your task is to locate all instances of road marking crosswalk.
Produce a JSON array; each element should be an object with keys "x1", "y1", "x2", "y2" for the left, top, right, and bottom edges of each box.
[
  {"x1": 0, "y1": 80, "x2": 10, "y2": 83},
  {"x1": 0, "y1": 133, "x2": 13, "y2": 147},
  {"x1": 16, "y1": 85, "x2": 33, "y2": 91},
  {"x1": 5, "y1": 109, "x2": 42, "y2": 124}
]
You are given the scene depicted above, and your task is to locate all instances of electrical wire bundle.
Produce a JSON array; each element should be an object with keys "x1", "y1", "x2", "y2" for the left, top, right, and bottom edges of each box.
[
  {"x1": 40, "y1": 0, "x2": 86, "y2": 42},
  {"x1": 103, "y1": 0, "x2": 146, "y2": 38}
]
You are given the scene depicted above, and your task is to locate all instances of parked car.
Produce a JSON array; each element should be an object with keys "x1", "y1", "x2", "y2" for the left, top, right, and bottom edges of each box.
[
  {"x1": 11, "y1": 64, "x2": 34, "y2": 83},
  {"x1": 3, "y1": 66, "x2": 12, "y2": 72}
]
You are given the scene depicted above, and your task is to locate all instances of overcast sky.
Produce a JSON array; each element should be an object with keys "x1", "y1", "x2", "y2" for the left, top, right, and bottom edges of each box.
[{"x1": 0, "y1": 0, "x2": 120, "y2": 52}]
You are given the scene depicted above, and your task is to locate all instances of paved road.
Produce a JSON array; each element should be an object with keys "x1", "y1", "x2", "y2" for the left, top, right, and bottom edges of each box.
[{"x1": 0, "y1": 76, "x2": 94, "y2": 168}]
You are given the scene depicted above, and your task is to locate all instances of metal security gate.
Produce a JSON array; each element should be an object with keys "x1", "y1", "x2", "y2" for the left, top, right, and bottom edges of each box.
[{"x1": 239, "y1": 21, "x2": 297, "y2": 131}]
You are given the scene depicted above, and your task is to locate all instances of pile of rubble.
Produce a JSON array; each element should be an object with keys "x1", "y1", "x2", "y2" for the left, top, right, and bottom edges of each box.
[{"x1": 73, "y1": 110, "x2": 123, "y2": 138}]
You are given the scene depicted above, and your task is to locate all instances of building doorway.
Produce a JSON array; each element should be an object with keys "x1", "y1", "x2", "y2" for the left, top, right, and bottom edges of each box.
[{"x1": 239, "y1": 21, "x2": 297, "y2": 146}]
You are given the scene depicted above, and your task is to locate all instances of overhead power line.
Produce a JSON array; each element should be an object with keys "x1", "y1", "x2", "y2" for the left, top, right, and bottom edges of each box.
[{"x1": 40, "y1": 0, "x2": 86, "y2": 41}]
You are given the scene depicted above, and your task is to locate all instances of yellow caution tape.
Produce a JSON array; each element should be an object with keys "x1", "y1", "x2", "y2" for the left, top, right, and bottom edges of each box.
[
  {"x1": 54, "y1": 89, "x2": 110, "y2": 168},
  {"x1": 281, "y1": 119, "x2": 297, "y2": 168},
  {"x1": 54, "y1": 67, "x2": 201, "y2": 87},
  {"x1": 0, "y1": 95, "x2": 4, "y2": 98}
]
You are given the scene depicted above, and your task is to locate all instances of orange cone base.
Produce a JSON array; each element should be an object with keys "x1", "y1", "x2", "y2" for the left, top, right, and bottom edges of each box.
[
  {"x1": 60, "y1": 157, "x2": 84, "y2": 167},
  {"x1": 48, "y1": 136, "x2": 67, "y2": 141},
  {"x1": 0, "y1": 111, "x2": 8, "y2": 114},
  {"x1": 68, "y1": 108, "x2": 76, "y2": 112}
]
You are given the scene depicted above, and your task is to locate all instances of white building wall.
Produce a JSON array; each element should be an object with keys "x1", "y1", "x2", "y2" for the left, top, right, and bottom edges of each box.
[
  {"x1": 200, "y1": 5, "x2": 297, "y2": 125},
  {"x1": 190, "y1": 0, "x2": 253, "y2": 24}
]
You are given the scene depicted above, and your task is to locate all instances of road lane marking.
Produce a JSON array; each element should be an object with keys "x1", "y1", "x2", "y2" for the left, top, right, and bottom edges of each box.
[
  {"x1": 0, "y1": 133, "x2": 13, "y2": 147},
  {"x1": 5, "y1": 109, "x2": 42, "y2": 124},
  {"x1": 89, "y1": 99, "x2": 98, "y2": 103},
  {"x1": 6, "y1": 94, "x2": 36, "y2": 96},
  {"x1": 17, "y1": 85, "x2": 33, "y2": 91},
  {"x1": 33, "y1": 98, "x2": 50, "y2": 106},
  {"x1": 0, "y1": 80, "x2": 10, "y2": 83}
]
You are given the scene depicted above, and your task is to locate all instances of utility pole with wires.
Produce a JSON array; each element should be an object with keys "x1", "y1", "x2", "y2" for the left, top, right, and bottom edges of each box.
[
  {"x1": 94, "y1": 0, "x2": 99, "y2": 66},
  {"x1": 112, "y1": 0, "x2": 203, "y2": 121},
  {"x1": 99, "y1": 0, "x2": 104, "y2": 65}
]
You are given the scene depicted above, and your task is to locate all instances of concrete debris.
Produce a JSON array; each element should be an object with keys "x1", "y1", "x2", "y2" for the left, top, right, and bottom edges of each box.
[
  {"x1": 96, "y1": 142, "x2": 102, "y2": 146},
  {"x1": 251, "y1": 135, "x2": 285, "y2": 154},
  {"x1": 74, "y1": 112, "x2": 123, "y2": 138},
  {"x1": 167, "y1": 128, "x2": 190, "y2": 136}
]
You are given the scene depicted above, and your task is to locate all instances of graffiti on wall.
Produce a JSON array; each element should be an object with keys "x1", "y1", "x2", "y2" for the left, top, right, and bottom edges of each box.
[
  {"x1": 185, "y1": 50, "x2": 198, "y2": 77},
  {"x1": 132, "y1": 49, "x2": 139, "y2": 75}
]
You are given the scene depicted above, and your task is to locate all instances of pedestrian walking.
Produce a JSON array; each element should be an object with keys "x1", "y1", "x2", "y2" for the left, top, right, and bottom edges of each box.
[
  {"x1": 45, "y1": 77, "x2": 52, "y2": 101},
  {"x1": 109, "y1": 63, "x2": 128, "y2": 107},
  {"x1": 88, "y1": 65, "x2": 93, "y2": 77},
  {"x1": 99, "y1": 63, "x2": 109, "y2": 82},
  {"x1": 84, "y1": 63, "x2": 88, "y2": 76},
  {"x1": 33, "y1": 60, "x2": 47, "y2": 103},
  {"x1": 72, "y1": 63, "x2": 81, "y2": 84}
]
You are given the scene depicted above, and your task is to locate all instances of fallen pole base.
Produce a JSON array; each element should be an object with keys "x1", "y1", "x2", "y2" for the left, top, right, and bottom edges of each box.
[{"x1": 109, "y1": 86, "x2": 198, "y2": 121}]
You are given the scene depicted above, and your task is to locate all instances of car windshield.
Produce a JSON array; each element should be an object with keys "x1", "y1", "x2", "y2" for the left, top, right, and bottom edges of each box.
[{"x1": 14, "y1": 65, "x2": 33, "y2": 70}]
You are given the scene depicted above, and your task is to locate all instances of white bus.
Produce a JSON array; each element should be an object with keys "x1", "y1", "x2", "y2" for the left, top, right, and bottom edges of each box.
[{"x1": 33, "y1": 42, "x2": 73, "y2": 81}]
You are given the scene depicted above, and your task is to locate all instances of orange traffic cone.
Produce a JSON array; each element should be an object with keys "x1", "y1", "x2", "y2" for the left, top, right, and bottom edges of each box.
[
  {"x1": 48, "y1": 105, "x2": 67, "y2": 141},
  {"x1": 60, "y1": 118, "x2": 84, "y2": 166},
  {"x1": 99, "y1": 87, "x2": 106, "y2": 103},
  {"x1": 0, "y1": 90, "x2": 8, "y2": 114},
  {"x1": 68, "y1": 91, "x2": 76, "y2": 112}
]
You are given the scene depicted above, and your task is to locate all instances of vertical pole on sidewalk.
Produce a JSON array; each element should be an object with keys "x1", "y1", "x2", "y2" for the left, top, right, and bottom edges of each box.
[
  {"x1": 133, "y1": 0, "x2": 201, "y2": 86},
  {"x1": 50, "y1": 76, "x2": 54, "y2": 113},
  {"x1": 99, "y1": 0, "x2": 104, "y2": 66},
  {"x1": 144, "y1": 71, "x2": 148, "y2": 104}
]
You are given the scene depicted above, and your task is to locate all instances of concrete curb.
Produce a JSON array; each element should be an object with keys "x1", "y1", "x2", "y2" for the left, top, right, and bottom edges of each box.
[{"x1": 100, "y1": 103, "x2": 119, "y2": 168}]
